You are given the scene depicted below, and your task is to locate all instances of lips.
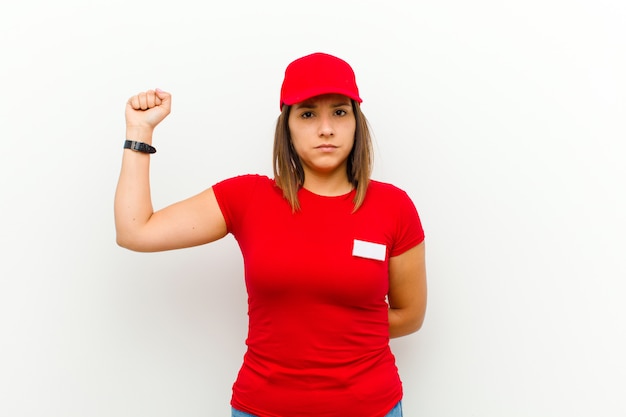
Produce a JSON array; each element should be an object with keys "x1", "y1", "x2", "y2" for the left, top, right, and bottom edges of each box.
[{"x1": 315, "y1": 144, "x2": 338, "y2": 151}]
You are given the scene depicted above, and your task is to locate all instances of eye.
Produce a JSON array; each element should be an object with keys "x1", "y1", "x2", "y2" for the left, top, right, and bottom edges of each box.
[
  {"x1": 334, "y1": 109, "x2": 348, "y2": 116},
  {"x1": 300, "y1": 111, "x2": 314, "y2": 119}
]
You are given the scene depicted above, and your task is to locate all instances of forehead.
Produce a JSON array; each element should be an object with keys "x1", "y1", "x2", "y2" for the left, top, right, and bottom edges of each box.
[{"x1": 293, "y1": 94, "x2": 352, "y2": 108}]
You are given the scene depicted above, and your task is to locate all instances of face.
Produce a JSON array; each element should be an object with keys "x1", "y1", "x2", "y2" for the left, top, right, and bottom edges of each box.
[{"x1": 288, "y1": 94, "x2": 356, "y2": 181}]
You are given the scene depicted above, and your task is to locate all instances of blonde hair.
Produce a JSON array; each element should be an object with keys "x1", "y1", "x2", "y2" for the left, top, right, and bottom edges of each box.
[{"x1": 273, "y1": 100, "x2": 373, "y2": 212}]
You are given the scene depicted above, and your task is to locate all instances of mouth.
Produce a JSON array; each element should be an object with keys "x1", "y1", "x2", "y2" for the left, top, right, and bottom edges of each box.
[{"x1": 315, "y1": 144, "x2": 338, "y2": 150}]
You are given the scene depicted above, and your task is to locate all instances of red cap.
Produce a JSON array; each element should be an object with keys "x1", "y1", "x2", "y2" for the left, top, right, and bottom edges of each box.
[{"x1": 280, "y1": 52, "x2": 362, "y2": 109}]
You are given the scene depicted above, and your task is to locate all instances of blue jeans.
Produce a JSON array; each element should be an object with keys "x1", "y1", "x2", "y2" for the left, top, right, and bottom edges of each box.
[{"x1": 232, "y1": 400, "x2": 402, "y2": 416}]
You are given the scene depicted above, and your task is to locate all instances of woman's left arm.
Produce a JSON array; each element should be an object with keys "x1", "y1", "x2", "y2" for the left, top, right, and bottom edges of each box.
[{"x1": 388, "y1": 242, "x2": 427, "y2": 338}]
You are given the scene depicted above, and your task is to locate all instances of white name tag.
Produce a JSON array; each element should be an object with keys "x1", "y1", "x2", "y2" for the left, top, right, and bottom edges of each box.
[{"x1": 352, "y1": 239, "x2": 387, "y2": 261}]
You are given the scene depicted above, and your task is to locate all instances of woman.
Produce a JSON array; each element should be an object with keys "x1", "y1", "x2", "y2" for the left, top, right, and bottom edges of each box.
[{"x1": 115, "y1": 52, "x2": 427, "y2": 417}]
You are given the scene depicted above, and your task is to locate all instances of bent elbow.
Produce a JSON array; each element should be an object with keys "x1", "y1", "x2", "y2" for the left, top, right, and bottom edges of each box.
[
  {"x1": 115, "y1": 231, "x2": 147, "y2": 252},
  {"x1": 412, "y1": 315, "x2": 425, "y2": 334},
  {"x1": 389, "y1": 308, "x2": 426, "y2": 338},
  {"x1": 116, "y1": 234, "x2": 135, "y2": 251},
  {"x1": 116, "y1": 235, "x2": 129, "y2": 249},
  {"x1": 403, "y1": 316, "x2": 425, "y2": 336}
]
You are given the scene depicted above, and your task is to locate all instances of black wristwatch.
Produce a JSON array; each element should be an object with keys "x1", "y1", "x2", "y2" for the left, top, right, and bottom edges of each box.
[{"x1": 124, "y1": 140, "x2": 156, "y2": 154}]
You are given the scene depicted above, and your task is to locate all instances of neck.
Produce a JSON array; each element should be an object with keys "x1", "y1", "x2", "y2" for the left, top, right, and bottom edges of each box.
[{"x1": 302, "y1": 171, "x2": 353, "y2": 196}]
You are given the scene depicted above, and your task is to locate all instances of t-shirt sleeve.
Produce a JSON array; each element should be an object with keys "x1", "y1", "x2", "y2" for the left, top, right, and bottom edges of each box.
[
  {"x1": 390, "y1": 189, "x2": 425, "y2": 257},
  {"x1": 212, "y1": 174, "x2": 262, "y2": 235}
]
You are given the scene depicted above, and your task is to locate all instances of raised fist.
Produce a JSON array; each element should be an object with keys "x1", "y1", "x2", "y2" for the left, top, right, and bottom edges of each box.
[{"x1": 125, "y1": 89, "x2": 172, "y2": 130}]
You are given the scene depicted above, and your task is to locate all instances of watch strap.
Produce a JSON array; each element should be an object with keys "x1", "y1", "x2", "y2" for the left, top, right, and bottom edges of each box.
[{"x1": 124, "y1": 140, "x2": 156, "y2": 154}]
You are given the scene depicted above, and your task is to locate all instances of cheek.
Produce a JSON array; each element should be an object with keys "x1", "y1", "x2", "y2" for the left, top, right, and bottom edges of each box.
[
  {"x1": 341, "y1": 124, "x2": 354, "y2": 140},
  {"x1": 289, "y1": 134, "x2": 307, "y2": 158},
  {"x1": 289, "y1": 125, "x2": 316, "y2": 150},
  {"x1": 341, "y1": 119, "x2": 357, "y2": 137}
]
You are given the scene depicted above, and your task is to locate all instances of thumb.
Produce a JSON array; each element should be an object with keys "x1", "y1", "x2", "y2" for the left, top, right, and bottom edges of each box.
[
  {"x1": 155, "y1": 88, "x2": 170, "y2": 101},
  {"x1": 155, "y1": 88, "x2": 171, "y2": 111}
]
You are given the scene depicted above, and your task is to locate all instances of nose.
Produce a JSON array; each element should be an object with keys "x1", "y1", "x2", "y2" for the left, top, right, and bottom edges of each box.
[{"x1": 318, "y1": 114, "x2": 334, "y2": 137}]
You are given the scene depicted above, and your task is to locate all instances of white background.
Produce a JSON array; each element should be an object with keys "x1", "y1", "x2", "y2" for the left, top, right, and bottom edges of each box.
[{"x1": 1, "y1": 1, "x2": 625, "y2": 416}]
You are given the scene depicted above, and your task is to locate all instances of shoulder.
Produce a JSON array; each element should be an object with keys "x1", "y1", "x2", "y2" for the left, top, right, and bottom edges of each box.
[
  {"x1": 213, "y1": 174, "x2": 277, "y2": 193},
  {"x1": 212, "y1": 175, "x2": 281, "y2": 232},
  {"x1": 363, "y1": 179, "x2": 419, "y2": 214},
  {"x1": 214, "y1": 174, "x2": 272, "y2": 187},
  {"x1": 212, "y1": 174, "x2": 279, "y2": 203},
  {"x1": 366, "y1": 180, "x2": 425, "y2": 249},
  {"x1": 366, "y1": 179, "x2": 411, "y2": 199}
]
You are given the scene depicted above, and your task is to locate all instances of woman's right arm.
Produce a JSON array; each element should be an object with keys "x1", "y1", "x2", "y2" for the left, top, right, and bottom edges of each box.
[{"x1": 114, "y1": 89, "x2": 227, "y2": 252}]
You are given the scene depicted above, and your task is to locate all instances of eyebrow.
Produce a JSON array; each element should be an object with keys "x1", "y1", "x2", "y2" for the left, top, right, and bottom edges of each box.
[{"x1": 295, "y1": 100, "x2": 351, "y2": 109}]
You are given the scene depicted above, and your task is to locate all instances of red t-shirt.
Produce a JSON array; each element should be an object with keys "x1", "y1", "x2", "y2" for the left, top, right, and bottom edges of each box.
[{"x1": 213, "y1": 175, "x2": 424, "y2": 417}]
